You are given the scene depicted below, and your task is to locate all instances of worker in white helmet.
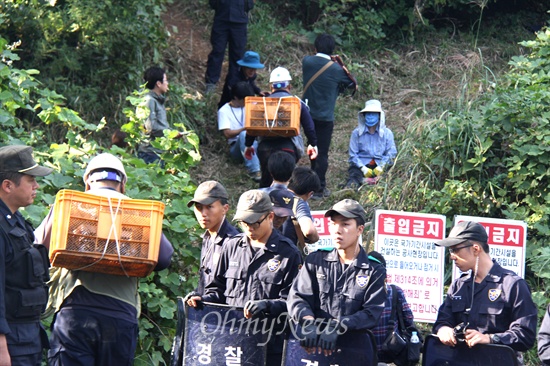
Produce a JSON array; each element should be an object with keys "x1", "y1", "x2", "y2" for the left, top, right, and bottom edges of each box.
[
  {"x1": 34, "y1": 153, "x2": 174, "y2": 366},
  {"x1": 244, "y1": 67, "x2": 319, "y2": 188}
]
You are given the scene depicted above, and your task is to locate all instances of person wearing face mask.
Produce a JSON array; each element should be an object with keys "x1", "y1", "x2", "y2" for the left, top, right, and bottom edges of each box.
[{"x1": 344, "y1": 99, "x2": 397, "y2": 189}]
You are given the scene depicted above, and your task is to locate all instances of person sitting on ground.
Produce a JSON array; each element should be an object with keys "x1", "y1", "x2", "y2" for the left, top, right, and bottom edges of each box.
[
  {"x1": 111, "y1": 129, "x2": 128, "y2": 149},
  {"x1": 368, "y1": 251, "x2": 415, "y2": 365},
  {"x1": 218, "y1": 50, "x2": 268, "y2": 109},
  {"x1": 259, "y1": 151, "x2": 296, "y2": 193},
  {"x1": 137, "y1": 66, "x2": 183, "y2": 165},
  {"x1": 269, "y1": 189, "x2": 295, "y2": 231},
  {"x1": 244, "y1": 67, "x2": 318, "y2": 188},
  {"x1": 345, "y1": 99, "x2": 397, "y2": 188},
  {"x1": 218, "y1": 81, "x2": 262, "y2": 182}
]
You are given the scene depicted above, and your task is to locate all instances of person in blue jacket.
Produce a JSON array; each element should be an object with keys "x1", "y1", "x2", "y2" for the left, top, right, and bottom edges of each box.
[
  {"x1": 186, "y1": 180, "x2": 239, "y2": 295},
  {"x1": 345, "y1": 99, "x2": 397, "y2": 188},
  {"x1": 218, "y1": 50, "x2": 268, "y2": 109},
  {"x1": 433, "y1": 221, "x2": 537, "y2": 362},
  {"x1": 287, "y1": 199, "x2": 386, "y2": 355}
]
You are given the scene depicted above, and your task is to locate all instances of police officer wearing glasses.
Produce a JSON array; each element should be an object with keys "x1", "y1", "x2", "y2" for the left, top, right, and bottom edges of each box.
[
  {"x1": 433, "y1": 221, "x2": 537, "y2": 362},
  {"x1": 187, "y1": 189, "x2": 302, "y2": 366}
]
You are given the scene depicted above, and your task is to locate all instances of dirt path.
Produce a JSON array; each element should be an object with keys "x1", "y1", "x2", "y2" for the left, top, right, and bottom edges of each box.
[
  {"x1": 161, "y1": 3, "x2": 212, "y2": 90},
  {"x1": 160, "y1": 3, "x2": 521, "y2": 210}
]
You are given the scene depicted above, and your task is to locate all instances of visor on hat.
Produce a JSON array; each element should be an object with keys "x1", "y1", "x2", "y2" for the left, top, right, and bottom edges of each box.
[
  {"x1": 325, "y1": 199, "x2": 366, "y2": 224},
  {"x1": 237, "y1": 51, "x2": 265, "y2": 69},
  {"x1": 234, "y1": 190, "x2": 273, "y2": 223},
  {"x1": 435, "y1": 221, "x2": 488, "y2": 247},
  {"x1": 0, "y1": 145, "x2": 52, "y2": 177},
  {"x1": 269, "y1": 189, "x2": 294, "y2": 217},
  {"x1": 187, "y1": 181, "x2": 229, "y2": 207}
]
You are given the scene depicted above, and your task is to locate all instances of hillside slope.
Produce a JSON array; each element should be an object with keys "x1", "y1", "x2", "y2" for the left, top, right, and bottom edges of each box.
[{"x1": 162, "y1": 2, "x2": 535, "y2": 211}]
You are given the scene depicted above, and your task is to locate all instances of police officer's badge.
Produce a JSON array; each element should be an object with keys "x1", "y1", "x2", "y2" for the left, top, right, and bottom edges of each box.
[
  {"x1": 267, "y1": 259, "x2": 281, "y2": 272},
  {"x1": 356, "y1": 275, "x2": 370, "y2": 288},
  {"x1": 488, "y1": 289, "x2": 502, "y2": 301}
]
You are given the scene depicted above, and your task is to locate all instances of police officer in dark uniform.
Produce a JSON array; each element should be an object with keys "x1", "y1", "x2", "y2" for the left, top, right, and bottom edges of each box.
[
  {"x1": 287, "y1": 199, "x2": 387, "y2": 355},
  {"x1": 186, "y1": 180, "x2": 239, "y2": 295},
  {"x1": 187, "y1": 189, "x2": 302, "y2": 366},
  {"x1": 433, "y1": 221, "x2": 537, "y2": 359},
  {"x1": 0, "y1": 145, "x2": 52, "y2": 366}
]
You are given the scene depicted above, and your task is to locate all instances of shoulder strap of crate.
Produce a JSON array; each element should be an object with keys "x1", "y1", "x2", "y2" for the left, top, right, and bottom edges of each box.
[{"x1": 303, "y1": 60, "x2": 334, "y2": 96}]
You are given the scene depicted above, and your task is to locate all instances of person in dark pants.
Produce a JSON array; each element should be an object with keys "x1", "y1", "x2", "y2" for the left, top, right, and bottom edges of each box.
[
  {"x1": 187, "y1": 189, "x2": 302, "y2": 366},
  {"x1": 35, "y1": 153, "x2": 174, "y2": 366},
  {"x1": 302, "y1": 34, "x2": 356, "y2": 199},
  {"x1": 244, "y1": 67, "x2": 318, "y2": 188},
  {"x1": 204, "y1": 0, "x2": 254, "y2": 93},
  {"x1": 0, "y1": 145, "x2": 52, "y2": 366}
]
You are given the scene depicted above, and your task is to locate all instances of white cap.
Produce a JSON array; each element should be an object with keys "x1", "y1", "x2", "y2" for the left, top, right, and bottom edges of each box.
[
  {"x1": 83, "y1": 153, "x2": 128, "y2": 191},
  {"x1": 359, "y1": 99, "x2": 383, "y2": 114},
  {"x1": 270, "y1": 67, "x2": 292, "y2": 83}
]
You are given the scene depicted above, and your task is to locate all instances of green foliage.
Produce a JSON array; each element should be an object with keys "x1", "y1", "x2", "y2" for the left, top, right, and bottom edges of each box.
[
  {"x1": 1, "y1": 34, "x2": 204, "y2": 364},
  {"x1": 0, "y1": 0, "x2": 169, "y2": 127}
]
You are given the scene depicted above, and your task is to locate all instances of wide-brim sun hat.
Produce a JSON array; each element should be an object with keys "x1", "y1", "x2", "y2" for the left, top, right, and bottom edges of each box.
[{"x1": 237, "y1": 51, "x2": 265, "y2": 69}]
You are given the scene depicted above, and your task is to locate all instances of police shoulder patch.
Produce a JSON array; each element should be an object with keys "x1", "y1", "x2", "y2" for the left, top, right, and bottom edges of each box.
[
  {"x1": 356, "y1": 274, "x2": 370, "y2": 288},
  {"x1": 488, "y1": 288, "x2": 502, "y2": 301},
  {"x1": 267, "y1": 258, "x2": 281, "y2": 272}
]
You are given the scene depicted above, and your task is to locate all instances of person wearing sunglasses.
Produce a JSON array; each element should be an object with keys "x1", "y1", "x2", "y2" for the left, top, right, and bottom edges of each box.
[
  {"x1": 186, "y1": 189, "x2": 302, "y2": 366},
  {"x1": 433, "y1": 221, "x2": 537, "y2": 362}
]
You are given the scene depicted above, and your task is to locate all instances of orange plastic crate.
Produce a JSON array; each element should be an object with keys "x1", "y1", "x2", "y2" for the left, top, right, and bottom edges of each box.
[
  {"x1": 49, "y1": 189, "x2": 165, "y2": 277},
  {"x1": 245, "y1": 96, "x2": 301, "y2": 137}
]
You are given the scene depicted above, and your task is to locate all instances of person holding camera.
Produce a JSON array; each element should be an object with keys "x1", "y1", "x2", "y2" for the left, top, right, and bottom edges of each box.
[{"x1": 433, "y1": 221, "x2": 537, "y2": 360}]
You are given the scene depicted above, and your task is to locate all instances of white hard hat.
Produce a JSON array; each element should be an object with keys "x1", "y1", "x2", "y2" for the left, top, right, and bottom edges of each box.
[
  {"x1": 269, "y1": 67, "x2": 292, "y2": 83},
  {"x1": 83, "y1": 153, "x2": 128, "y2": 190}
]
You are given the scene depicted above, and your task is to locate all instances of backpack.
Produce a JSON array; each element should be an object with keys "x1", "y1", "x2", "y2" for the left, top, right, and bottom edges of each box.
[{"x1": 379, "y1": 285, "x2": 423, "y2": 366}]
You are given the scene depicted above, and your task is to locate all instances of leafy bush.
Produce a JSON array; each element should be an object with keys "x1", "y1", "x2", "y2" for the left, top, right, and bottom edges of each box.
[
  {"x1": 1, "y1": 0, "x2": 169, "y2": 127},
  {"x1": 1, "y1": 34, "x2": 205, "y2": 364}
]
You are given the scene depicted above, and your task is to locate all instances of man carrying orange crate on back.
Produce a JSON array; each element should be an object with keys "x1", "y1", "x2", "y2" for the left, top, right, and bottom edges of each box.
[
  {"x1": 34, "y1": 153, "x2": 174, "y2": 366},
  {"x1": 244, "y1": 67, "x2": 319, "y2": 188}
]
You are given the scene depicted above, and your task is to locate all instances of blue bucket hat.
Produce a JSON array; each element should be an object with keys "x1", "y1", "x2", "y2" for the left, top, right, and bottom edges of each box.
[{"x1": 237, "y1": 51, "x2": 265, "y2": 69}]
